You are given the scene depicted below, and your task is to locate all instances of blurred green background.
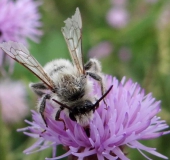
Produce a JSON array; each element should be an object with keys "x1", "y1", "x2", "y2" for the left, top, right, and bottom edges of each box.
[{"x1": 1, "y1": 0, "x2": 170, "y2": 159}]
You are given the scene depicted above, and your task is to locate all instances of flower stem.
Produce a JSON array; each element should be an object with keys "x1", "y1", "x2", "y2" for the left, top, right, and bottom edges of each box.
[{"x1": 0, "y1": 103, "x2": 10, "y2": 160}]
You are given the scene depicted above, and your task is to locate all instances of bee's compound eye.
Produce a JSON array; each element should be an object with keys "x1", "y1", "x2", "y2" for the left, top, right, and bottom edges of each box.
[{"x1": 69, "y1": 113, "x2": 77, "y2": 122}]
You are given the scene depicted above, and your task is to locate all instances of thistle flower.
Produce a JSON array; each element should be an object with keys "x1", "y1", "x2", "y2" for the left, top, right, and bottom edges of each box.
[
  {"x1": 18, "y1": 75, "x2": 170, "y2": 160},
  {"x1": 0, "y1": 0, "x2": 42, "y2": 75},
  {"x1": 0, "y1": 80, "x2": 28, "y2": 123},
  {"x1": 106, "y1": 7, "x2": 129, "y2": 29}
]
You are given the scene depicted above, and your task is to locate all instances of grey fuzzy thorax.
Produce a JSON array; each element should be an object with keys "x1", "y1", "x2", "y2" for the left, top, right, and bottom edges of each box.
[{"x1": 55, "y1": 74, "x2": 87, "y2": 103}]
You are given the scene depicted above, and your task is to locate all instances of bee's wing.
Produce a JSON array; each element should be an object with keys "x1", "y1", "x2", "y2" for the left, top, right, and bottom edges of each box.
[
  {"x1": 0, "y1": 41, "x2": 55, "y2": 90},
  {"x1": 61, "y1": 8, "x2": 85, "y2": 74}
]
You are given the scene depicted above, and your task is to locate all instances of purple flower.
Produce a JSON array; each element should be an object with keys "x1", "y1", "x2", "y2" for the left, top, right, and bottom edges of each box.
[
  {"x1": 0, "y1": 0, "x2": 42, "y2": 75},
  {"x1": 88, "y1": 41, "x2": 113, "y2": 59},
  {"x1": 106, "y1": 7, "x2": 129, "y2": 29},
  {"x1": 18, "y1": 75, "x2": 170, "y2": 160},
  {"x1": 0, "y1": 80, "x2": 28, "y2": 123}
]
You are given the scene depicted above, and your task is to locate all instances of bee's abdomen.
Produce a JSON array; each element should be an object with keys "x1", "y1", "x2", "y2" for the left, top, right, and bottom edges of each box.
[
  {"x1": 44, "y1": 59, "x2": 74, "y2": 77},
  {"x1": 49, "y1": 66, "x2": 66, "y2": 76}
]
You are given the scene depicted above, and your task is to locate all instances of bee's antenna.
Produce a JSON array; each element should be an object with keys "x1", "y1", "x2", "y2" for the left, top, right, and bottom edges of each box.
[
  {"x1": 93, "y1": 85, "x2": 113, "y2": 108},
  {"x1": 52, "y1": 99, "x2": 72, "y2": 110}
]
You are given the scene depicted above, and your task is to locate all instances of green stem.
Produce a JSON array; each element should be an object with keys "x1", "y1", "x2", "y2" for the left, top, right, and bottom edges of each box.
[{"x1": 0, "y1": 102, "x2": 10, "y2": 160}]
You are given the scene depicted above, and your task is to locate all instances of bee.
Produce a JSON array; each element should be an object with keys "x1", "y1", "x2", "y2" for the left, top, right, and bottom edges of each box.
[{"x1": 0, "y1": 8, "x2": 113, "y2": 127}]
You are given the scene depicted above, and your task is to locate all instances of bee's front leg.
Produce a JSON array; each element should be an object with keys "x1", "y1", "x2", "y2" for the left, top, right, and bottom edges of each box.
[
  {"x1": 55, "y1": 106, "x2": 66, "y2": 130},
  {"x1": 85, "y1": 59, "x2": 107, "y2": 107},
  {"x1": 39, "y1": 94, "x2": 51, "y2": 127},
  {"x1": 86, "y1": 72, "x2": 107, "y2": 107},
  {"x1": 86, "y1": 72, "x2": 105, "y2": 95}
]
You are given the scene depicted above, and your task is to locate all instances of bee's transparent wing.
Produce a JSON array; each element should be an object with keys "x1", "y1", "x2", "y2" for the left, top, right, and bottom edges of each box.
[
  {"x1": 0, "y1": 41, "x2": 55, "y2": 89},
  {"x1": 61, "y1": 8, "x2": 85, "y2": 74}
]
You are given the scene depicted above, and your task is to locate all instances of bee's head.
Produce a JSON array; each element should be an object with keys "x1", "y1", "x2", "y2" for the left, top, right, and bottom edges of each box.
[
  {"x1": 52, "y1": 85, "x2": 113, "y2": 125},
  {"x1": 69, "y1": 100, "x2": 94, "y2": 122},
  {"x1": 68, "y1": 85, "x2": 113, "y2": 123}
]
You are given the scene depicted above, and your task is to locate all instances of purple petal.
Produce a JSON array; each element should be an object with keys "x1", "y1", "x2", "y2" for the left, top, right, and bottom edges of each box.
[
  {"x1": 24, "y1": 138, "x2": 45, "y2": 154},
  {"x1": 72, "y1": 149, "x2": 96, "y2": 158},
  {"x1": 112, "y1": 147, "x2": 130, "y2": 160},
  {"x1": 97, "y1": 154, "x2": 105, "y2": 160}
]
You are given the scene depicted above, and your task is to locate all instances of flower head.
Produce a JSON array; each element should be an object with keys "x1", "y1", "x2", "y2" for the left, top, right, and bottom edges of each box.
[
  {"x1": 106, "y1": 7, "x2": 129, "y2": 29},
  {"x1": 18, "y1": 75, "x2": 170, "y2": 160},
  {"x1": 0, "y1": 80, "x2": 28, "y2": 123},
  {"x1": 0, "y1": 0, "x2": 42, "y2": 75}
]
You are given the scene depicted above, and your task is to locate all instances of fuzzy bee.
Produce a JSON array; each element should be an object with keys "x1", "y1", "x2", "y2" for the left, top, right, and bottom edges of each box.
[{"x1": 0, "y1": 8, "x2": 112, "y2": 127}]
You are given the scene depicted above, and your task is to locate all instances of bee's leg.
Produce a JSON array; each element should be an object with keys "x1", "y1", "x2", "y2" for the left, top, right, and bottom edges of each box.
[
  {"x1": 86, "y1": 72, "x2": 104, "y2": 95},
  {"x1": 55, "y1": 106, "x2": 66, "y2": 130},
  {"x1": 29, "y1": 82, "x2": 48, "y2": 97},
  {"x1": 39, "y1": 94, "x2": 51, "y2": 127},
  {"x1": 84, "y1": 60, "x2": 93, "y2": 71},
  {"x1": 86, "y1": 72, "x2": 107, "y2": 107},
  {"x1": 85, "y1": 58, "x2": 101, "y2": 72},
  {"x1": 85, "y1": 59, "x2": 107, "y2": 105}
]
